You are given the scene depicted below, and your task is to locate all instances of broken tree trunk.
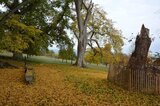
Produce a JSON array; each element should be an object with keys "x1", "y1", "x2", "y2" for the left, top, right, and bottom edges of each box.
[
  {"x1": 126, "y1": 24, "x2": 152, "y2": 90},
  {"x1": 127, "y1": 24, "x2": 151, "y2": 70}
]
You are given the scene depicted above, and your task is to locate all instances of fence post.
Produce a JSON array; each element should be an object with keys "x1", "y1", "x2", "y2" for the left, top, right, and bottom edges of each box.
[{"x1": 128, "y1": 69, "x2": 131, "y2": 91}]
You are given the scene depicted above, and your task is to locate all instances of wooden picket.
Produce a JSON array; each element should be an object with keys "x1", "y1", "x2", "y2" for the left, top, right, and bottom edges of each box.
[{"x1": 108, "y1": 65, "x2": 160, "y2": 94}]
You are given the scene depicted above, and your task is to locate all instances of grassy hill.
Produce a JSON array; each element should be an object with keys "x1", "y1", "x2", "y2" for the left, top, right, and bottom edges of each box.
[{"x1": 0, "y1": 59, "x2": 160, "y2": 105}]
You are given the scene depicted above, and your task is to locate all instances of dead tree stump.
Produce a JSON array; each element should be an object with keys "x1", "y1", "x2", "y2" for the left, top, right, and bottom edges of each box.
[
  {"x1": 126, "y1": 24, "x2": 152, "y2": 90},
  {"x1": 127, "y1": 24, "x2": 151, "y2": 70},
  {"x1": 108, "y1": 25, "x2": 160, "y2": 94}
]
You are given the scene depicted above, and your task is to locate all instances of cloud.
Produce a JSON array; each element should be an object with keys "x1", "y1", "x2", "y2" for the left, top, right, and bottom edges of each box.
[{"x1": 92, "y1": 0, "x2": 160, "y2": 54}]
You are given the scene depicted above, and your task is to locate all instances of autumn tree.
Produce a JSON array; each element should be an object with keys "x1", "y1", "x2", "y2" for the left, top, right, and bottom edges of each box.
[
  {"x1": 0, "y1": 0, "x2": 74, "y2": 59},
  {"x1": 72, "y1": 1, "x2": 123, "y2": 67},
  {"x1": 58, "y1": 47, "x2": 66, "y2": 62},
  {"x1": 58, "y1": 39, "x2": 76, "y2": 63},
  {"x1": 102, "y1": 44, "x2": 113, "y2": 65},
  {"x1": 85, "y1": 48, "x2": 94, "y2": 64},
  {"x1": 85, "y1": 44, "x2": 113, "y2": 65},
  {"x1": 0, "y1": 0, "x2": 52, "y2": 59},
  {"x1": 0, "y1": 0, "x2": 30, "y2": 25},
  {"x1": 73, "y1": 0, "x2": 93, "y2": 67},
  {"x1": 45, "y1": 50, "x2": 55, "y2": 57},
  {"x1": 85, "y1": 48, "x2": 101, "y2": 65}
]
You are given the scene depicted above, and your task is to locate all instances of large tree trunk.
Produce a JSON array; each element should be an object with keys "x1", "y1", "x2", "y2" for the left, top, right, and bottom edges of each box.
[
  {"x1": 77, "y1": 39, "x2": 87, "y2": 67},
  {"x1": 76, "y1": 24, "x2": 88, "y2": 67},
  {"x1": 74, "y1": 0, "x2": 93, "y2": 67}
]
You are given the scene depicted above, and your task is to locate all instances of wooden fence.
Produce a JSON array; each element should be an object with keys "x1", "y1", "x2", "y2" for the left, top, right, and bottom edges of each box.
[{"x1": 108, "y1": 65, "x2": 160, "y2": 94}]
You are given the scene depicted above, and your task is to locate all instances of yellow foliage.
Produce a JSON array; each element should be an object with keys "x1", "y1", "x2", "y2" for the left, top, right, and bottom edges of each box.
[
  {"x1": 0, "y1": 34, "x2": 28, "y2": 53},
  {"x1": 0, "y1": 15, "x2": 43, "y2": 53},
  {"x1": 0, "y1": 60, "x2": 159, "y2": 105}
]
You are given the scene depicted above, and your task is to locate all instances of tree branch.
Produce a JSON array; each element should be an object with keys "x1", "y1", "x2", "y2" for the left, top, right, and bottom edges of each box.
[
  {"x1": 82, "y1": 1, "x2": 88, "y2": 10},
  {"x1": 45, "y1": 0, "x2": 70, "y2": 33},
  {"x1": 20, "y1": 2, "x2": 36, "y2": 15},
  {"x1": 88, "y1": 39, "x2": 103, "y2": 57},
  {"x1": 89, "y1": 31, "x2": 94, "y2": 39},
  {"x1": 87, "y1": 42, "x2": 97, "y2": 56},
  {"x1": 4, "y1": 2, "x2": 13, "y2": 10},
  {"x1": 89, "y1": 39, "x2": 101, "y2": 49},
  {"x1": 73, "y1": 30, "x2": 79, "y2": 41},
  {"x1": 0, "y1": 0, "x2": 30, "y2": 26},
  {"x1": 83, "y1": 0, "x2": 93, "y2": 27},
  {"x1": 74, "y1": 0, "x2": 83, "y2": 33},
  {"x1": 95, "y1": 31, "x2": 109, "y2": 36}
]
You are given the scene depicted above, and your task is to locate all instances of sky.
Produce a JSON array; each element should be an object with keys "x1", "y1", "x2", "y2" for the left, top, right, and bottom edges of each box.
[{"x1": 92, "y1": 0, "x2": 160, "y2": 54}]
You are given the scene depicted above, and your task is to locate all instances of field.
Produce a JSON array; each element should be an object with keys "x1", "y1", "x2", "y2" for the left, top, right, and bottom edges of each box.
[{"x1": 0, "y1": 58, "x2": 160, "y2": 106}]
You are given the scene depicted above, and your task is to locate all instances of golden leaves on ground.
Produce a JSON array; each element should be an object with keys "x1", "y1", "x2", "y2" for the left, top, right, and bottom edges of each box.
[
  {"x1": 0, "y1": 64, "x2": 160, "y2": 106},
  {"x1": 0, "y1": 65, "x2": 99, "y2": 106}
]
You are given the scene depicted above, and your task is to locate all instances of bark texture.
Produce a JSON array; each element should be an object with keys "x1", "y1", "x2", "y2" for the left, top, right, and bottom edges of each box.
[
  {"x1": 127, "y1": 24, "x2": 151, "y2": 70},
  {"x1": 74, "y1": 0, "x2": 93, "y2": 67}
]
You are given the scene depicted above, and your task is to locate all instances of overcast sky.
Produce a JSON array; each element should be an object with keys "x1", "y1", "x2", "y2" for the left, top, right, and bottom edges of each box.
[{"x1": 92, "y1": 0, "x2": 160, "y2": 54}]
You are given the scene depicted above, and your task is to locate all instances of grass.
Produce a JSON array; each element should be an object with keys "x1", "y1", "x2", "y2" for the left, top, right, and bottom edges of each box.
[
  {"x1": 0, "y1": 58, "x2": 160, "y2": 105},
  {"x1": 27, "y1": 55, "x2": 66, "y2": 64},
  {"x1": 0, "y1": 52, "x2": 107, "y2": 71},
  {"x1": 22, "y1": 55, "x2": 107, "y2": 71}
]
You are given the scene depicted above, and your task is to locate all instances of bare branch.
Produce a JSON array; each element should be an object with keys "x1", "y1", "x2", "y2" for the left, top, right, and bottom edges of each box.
[
  {"x1": 66, "y1": 24, "x2": 79, "y2": 41},
  {"x1": 88, "y1": 39, "x2": 103, "y2": 58},
  {"x1": 89, "y1": 39, "x2": 101, "y2": 48},
  {"x1": 83, "y1": 1, "x2": 94, "y2": 27},
  {"x1": 89, "y1": 31, "x2": 94, "y2": 39},
  {"x1": 82, "y1": 1, "x2": 87, "y2": 10},
  {"x1": 73, "y1": 30, "x2": 79, "y2": 41},
  {"x1": 87, "y1": 43, "x2": 97, "y2": 56}
]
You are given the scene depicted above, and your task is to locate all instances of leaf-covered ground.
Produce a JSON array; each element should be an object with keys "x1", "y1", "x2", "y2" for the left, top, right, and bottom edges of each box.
[{"x1": 0, "y1": 60, "x2": 160, "y2": 106}]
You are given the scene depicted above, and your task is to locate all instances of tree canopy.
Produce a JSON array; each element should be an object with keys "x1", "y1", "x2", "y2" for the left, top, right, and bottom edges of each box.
[
  {"x1": 0, "y1": 0, "x2": 73, "y2": 56},
  {"x1": 0, "y1": 0, "x2": 124, "y2": 67},
  {"x1": 71, "y1": 1, "x2": 123, "y2": 67}
]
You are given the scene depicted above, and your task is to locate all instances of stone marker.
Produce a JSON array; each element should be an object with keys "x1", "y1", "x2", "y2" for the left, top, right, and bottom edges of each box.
[{"x1": 24, "y1": 57, "x2": 35, "y2": 84}]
